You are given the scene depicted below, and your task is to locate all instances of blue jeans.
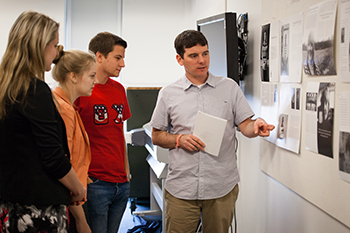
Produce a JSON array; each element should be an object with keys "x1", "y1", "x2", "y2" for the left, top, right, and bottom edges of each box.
[{"x1": 87, "y1": 178, "x2": 130, "y2": 233}]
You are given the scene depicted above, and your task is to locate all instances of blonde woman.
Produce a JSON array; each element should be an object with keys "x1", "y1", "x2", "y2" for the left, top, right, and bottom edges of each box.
[
  {"x1": 0, "y1": 11, "x2": 85, "y2": 232},
  {"x1": 52, "y1": 47, "x2": 97, "y2": 233}
]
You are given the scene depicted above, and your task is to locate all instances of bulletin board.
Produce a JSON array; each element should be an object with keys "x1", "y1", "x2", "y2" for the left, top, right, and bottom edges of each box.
[{"x1": 260, "y1": 0, "x2": 350, "y2": 228}]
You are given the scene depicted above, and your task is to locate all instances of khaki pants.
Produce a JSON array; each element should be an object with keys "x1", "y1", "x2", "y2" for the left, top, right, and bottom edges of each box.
[{"x1": 165, "y1": 184, "x2": 239, "y2": 233}]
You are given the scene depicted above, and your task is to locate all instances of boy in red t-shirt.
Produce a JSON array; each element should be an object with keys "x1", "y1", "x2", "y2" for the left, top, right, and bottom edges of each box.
[{"x1": 75, "y1": 32, "x2": 131, "y2": 233}]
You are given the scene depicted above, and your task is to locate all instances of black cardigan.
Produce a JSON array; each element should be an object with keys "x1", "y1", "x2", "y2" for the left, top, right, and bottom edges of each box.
[{"x1": 0, "y1": 78, "x2": 72, "y2": 206}]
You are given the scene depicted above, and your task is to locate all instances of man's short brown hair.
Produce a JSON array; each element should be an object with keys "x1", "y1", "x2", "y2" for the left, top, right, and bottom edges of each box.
[
  {"x1": 174, "y1": 30, "x2": 208, "y2": 58},
  {"x1": 89, "y1": 32, "x2": 127, "y2": 57}
]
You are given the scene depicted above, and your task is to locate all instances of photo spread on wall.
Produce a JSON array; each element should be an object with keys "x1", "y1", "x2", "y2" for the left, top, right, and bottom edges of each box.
[
  {"x1": 263, "y1": 14, "x2": 303, "y2": 84},
  {"x1": 279, "y1": 13, "x2": 303, "y2": 83},
  {"x1": 261, "y1": 83, "x2": 302, "y2": 154},
  {"x1": 302, "y1": 0, "x2": 337, "y2": 76},
  {"x1": 305, "y1": 82, "x2": 335, "y2": 158},
  {"x1": 277, "y1": 83, "x2": 302, "y2": 153},
  {"x1": 259, "y1": 0, "x2": 350, "y2": 228}
]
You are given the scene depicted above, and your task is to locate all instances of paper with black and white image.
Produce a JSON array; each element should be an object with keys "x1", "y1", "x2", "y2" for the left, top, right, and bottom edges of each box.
[
  {"x1": 280, "y1": 12, "x2": 303, "y2": 83},
  {"x1": 305, "y1": 82, "x2": 335, "y2": 158},
  {"x1": 261, "y1": 82, "x2": 302, "y2": 153},
  {"x1": 193, "y1": 111, "x2": 227, "y2": 156},
  {"x1": 339, "y1": 92, "x2": 350, "y2": 183},
  {"x1": 302, "y1": 0, "x2": 337, "y2": 76}
]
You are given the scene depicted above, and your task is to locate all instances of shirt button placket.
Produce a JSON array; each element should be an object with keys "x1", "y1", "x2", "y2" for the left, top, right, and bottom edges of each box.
[
  {"x1": 199, "y1": 152, "x2": 204, "y2": 198},
  {"x1": 198, "y1": 88, "x2": 204, "y2": 198},
  {"x1": 198, "y1": 89, "x2": 203, "y2": 112}
]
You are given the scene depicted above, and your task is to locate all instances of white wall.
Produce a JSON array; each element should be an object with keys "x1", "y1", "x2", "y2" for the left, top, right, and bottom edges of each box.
[
  {"x1": 66, "y1": 0, "x2": 122, "y2": 51},
  {"x1": 121, "y1": 0, "x2": 229, "y2": 87},
  {"x1": 121, "y1": 0, "x2": 191, "y2": 87},
  {"x1": 0, "y1": 0, "x2": 66, "y2": 88}
]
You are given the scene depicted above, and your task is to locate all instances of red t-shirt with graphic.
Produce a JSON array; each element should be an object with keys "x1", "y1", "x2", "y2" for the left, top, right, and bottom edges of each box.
[{"x1": 75, "y1": 78, "x2": 131, "y2": 183}]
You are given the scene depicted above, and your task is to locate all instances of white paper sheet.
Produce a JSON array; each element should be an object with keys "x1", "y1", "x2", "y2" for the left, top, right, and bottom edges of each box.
[
  {"x1": 269, "y1": 21, "x2": 280, "y2": 83},
  {"x1": 260, "y1": 82, "x2": 302, "y2": 153},
  {"x1": 339, "y1": 0, "x2": 350, "y2": 82},
  {"x1": 280, "y1": 13, "x2": 303, "y2": 83},
  {"x1": 261, "y1": 82, "x2": 279, "y2": 143},
  {"x1": 276, "y1": 83, "x2": 303, "y2": 153},
  {"x1": 193, "y1": 111, "x2": 227, "y2": 157}
]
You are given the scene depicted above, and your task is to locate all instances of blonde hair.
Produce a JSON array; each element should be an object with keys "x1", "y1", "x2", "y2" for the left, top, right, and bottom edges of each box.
[
  {"x1": 52, "y1": 46, "x2": 96, "y2": 84},
  {"x1": 0, "y1": 10, "x2": 59, "y2": 119}
]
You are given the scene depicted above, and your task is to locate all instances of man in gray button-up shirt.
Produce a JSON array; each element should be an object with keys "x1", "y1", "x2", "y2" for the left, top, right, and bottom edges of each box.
[{"x1": 150, "y1": 30, "x2": 274, "y2": 233}]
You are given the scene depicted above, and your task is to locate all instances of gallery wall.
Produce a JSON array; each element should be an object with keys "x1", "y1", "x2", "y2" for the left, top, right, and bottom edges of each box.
[{"x1": 259, "y1": 0, "x2": 350, "y2": 229}]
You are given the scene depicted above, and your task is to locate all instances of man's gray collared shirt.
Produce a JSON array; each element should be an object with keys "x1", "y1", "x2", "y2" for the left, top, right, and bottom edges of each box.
[{"x1": 150, "y1": 73, "x2": 254, "y2": 200}]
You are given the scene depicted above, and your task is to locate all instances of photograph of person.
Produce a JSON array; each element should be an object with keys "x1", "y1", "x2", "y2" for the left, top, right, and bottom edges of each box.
[
  {"x1": 306, "y1": 92, "x2": 317, "y2": 111},
  {"x1": 291, "y1": 88, "x2": 295, "y2": 109},
  {"x1": 261, "y1": 24, "x2": 270, "y2": 82},
  {"x1": 317, "y1": 82, "x2": 334, "y2": 158},
  {"x1": 303, "y1": 31, "x2": 321, "y2": 75},
  {"x1": 303, "y1": 31, "x2": 336, "y2": 75},
  {"x1": 280, "y1": 24, "x2": 290, "y2": 76}
]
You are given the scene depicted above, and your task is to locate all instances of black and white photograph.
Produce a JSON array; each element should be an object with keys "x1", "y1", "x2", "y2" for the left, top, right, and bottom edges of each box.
[
  {"x1": 291, "y1": 88, "x2": 295, "y2": 109},
  {"x1": 306, "y1": 92, "x2": 317, "y2": 111},
  {"x1": 339, "y1": 131, "x2": 350, "y2": 174},
  {"x1": 302, "y1": 30, "x2": 336, "y2": 76},
  {"x1": 261, "y1": 23, "x2": 270, "y2": 82},
  {"x1": 295, "y1": 88, "x2": 300, "y2": 110},
  {"x1": 317, "y1": 82, "x2": 335, "y2": 158},
  {"x1": 277, "y1": 114, "x2": 288, "y2": 140},
  {"x1": 280, "y1": 23, "x2": 289, "y2": 76}
]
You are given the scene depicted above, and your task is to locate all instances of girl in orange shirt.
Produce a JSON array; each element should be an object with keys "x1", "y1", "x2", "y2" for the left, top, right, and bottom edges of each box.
[{"x1": 52, "y1": 47, "x2": 98, "y2": 233}]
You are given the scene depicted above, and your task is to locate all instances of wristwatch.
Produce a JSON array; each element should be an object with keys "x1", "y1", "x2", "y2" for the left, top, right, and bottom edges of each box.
[{"x1": 127, "y1": 174, "x2": 132, "y2": 179}]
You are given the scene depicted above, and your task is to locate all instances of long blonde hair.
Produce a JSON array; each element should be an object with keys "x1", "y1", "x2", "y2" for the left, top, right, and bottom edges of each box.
[{"x1": 0, "y1": 10, "x2": 59, "y2": 119}]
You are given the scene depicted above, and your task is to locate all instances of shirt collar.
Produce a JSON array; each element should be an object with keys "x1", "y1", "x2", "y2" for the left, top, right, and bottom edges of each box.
[
  {"x1": 53, "y1": 86, "x2": 70, "y2": 105},
  {"x1": 181, "y1": 72, "x2": 216, "y2": 91}
]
